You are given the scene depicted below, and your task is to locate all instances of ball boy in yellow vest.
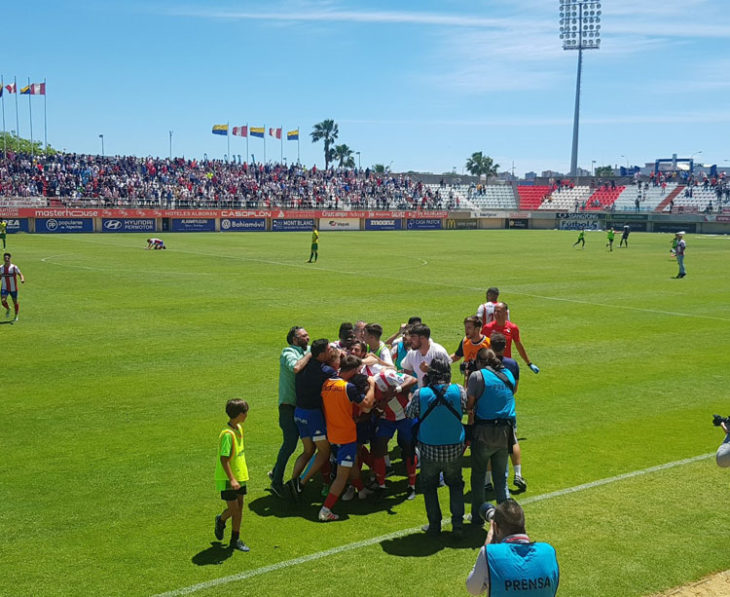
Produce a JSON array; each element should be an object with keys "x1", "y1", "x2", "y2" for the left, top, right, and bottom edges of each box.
[{"x1": 214, "y1": 399, "x2": 251, "y2": 552}]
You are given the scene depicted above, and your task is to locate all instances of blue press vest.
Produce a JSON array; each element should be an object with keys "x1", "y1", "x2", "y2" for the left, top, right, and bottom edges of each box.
[
  {"x1": 474, "y1": 368, "x2": 516, "y2": 421},
  {"x1": 486, "y1": 541, "x2": 559, "y2": 597},
  {"x1": 417, "y1": 384, "x2": 464, "y2": 445}
]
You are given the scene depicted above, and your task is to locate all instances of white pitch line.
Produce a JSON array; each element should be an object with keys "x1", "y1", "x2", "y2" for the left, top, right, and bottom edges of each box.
[
  {"x1": 153, "y1": 452, "x2": 714, "y2": 597},
  {"x1": 503, "y1": 290, "x2": 730, "y2": 323},
  {"x1": 40, "y1": 254, "x2": 101, "y2": 271},
  {"x1": 36, "y1": 239, "x2": 730, "y2": 322}
]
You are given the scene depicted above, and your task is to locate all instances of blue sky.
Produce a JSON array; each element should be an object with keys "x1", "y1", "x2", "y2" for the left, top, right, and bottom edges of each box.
[{"x1": 4, "y1": 0, "x2": 729, "y2": 176}]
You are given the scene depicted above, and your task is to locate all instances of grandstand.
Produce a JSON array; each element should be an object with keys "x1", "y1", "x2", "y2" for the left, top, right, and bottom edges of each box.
[
  {"x1": 467, "y1": 184, "x2": 518, "y2": 210},
  {"x1": 668, "y1": 185, "x2": 724, "y2": 213},
  {"x1": 516, "y1": 185, "x2": 552, "y2": 210},
  {"x1": 424, "y1": 183, "x2": 476, "y2": 210},
  {"x1": 612, "y1": 183, "x2": 679, "y2": 212},
  {"x1": 0, "y1": 152, "x2": 458, "y2": 211},
  {"x1": 583, "y1": 185, "x2": 625, "y2": 211},
  {"x1": 3, "y1": 149, "x2": 727, "y2": 217},
  {"x1": 537, "y1": 185, "x2": 592, "y2": 211}
]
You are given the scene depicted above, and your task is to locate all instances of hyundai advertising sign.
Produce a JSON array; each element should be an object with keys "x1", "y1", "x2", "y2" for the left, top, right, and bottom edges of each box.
[
  {"x1": 36, "y1": 218, "x2": 94, "y2": 233},
  {"x1": 220, "y1": 218, "x2": 267, "y2": 232},
  {"x1": 101, "y1": 218, "x2": 156, "y2": 232},
  {"x1": 170, "y1": 218, "x2": 216, "y2": 232}
]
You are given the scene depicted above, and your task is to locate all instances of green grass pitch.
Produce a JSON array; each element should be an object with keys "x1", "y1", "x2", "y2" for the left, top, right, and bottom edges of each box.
[{"x1": 2, "y1": 229, "x2": 729, "y2": 596}]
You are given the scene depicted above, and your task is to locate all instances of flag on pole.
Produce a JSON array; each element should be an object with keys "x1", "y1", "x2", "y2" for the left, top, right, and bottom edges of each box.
[
  {"x1": 250, "y1": 127, "x2": 264, "y2": 138},
  {"x1": 269, "y1": 127, "x2": 282, "y2": 139},
  {"x1": 212, "y1": 124, "x2": 229, "y2": 135},
  {"x1": 232, "y1": 125, "x2": 248, "y2": 137},
  {"x1": 5, "y1": 83, "x2": 16, "y2": 94},
  {"x1": 20, "y1": 83, "x2": 46, "y2": 95},
  {"x1": 287, "y1": 129, "x2": 299, "y2": 141}
]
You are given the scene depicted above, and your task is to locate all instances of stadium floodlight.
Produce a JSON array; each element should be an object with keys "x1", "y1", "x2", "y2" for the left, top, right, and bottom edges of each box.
[{"x1": 559, "y1": 0, "x2": 602, "y2": 176}]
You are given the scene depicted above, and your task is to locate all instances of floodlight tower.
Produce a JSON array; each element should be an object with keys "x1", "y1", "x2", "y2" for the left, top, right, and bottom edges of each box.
[{"x1": 559, "y1": 0, "x2": 601, "y2": 176}]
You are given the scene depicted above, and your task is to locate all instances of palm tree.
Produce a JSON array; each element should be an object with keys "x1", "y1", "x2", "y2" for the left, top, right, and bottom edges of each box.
[
  {"x1": 310, "y1": 119, "x2": 339, "y2": 169},
  {"x1": 465, "y1": 152, "x2": 499, "y2": 180},
  {"x1": 333, "y1": 144, "x2": 355, "y2": 168}
]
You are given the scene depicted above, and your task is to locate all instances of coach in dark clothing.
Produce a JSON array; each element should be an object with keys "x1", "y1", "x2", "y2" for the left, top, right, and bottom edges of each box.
[{"x1": 286, "y1": 339, "x2": 337, "y2": 498}]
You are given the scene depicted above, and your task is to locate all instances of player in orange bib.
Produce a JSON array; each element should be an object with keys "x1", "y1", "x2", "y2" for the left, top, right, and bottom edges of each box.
[
  {"x1": 452, "y1": 315, "x2": 491, "y2": 384},
  {"x1": 318, "y1": 354, "x2": 375, "y2": 521}
]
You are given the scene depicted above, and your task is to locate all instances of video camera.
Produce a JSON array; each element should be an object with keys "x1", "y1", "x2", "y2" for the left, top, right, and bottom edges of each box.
[{"x1": 712, "y1": 414, "x2": 730, "y2": 427}]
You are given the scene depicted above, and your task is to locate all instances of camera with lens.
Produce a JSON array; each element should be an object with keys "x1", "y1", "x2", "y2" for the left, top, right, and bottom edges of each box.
[
  {"x1": 460, "y1": 360, "x2": 478, "y2": 377},
  {"x1": 712, "y1": 414, "x2": 730, "y2": 427},
  {"x1": 479, "y1": 502, "x2": 496, "y2": 524}
]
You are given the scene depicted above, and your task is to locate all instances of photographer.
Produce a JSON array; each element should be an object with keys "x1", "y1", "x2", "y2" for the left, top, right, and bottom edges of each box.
[
  {"x1": 406, "y1": 354, "x2": 467, "y2": 537},
  {"x1": 466, "y1": 499, "x2": 559, "y2": 596},
  {"x1": 467, "y1": 348, "x2": 516, "y2": 520},
  {"x1": 717, "y1": 418, "x2": 730, "y2": 468}
]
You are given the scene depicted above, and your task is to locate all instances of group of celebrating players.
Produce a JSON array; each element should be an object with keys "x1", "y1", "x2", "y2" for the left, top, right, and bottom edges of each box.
[{"x1": 269, "y1": 287, "x2": 540, "y2": 524}]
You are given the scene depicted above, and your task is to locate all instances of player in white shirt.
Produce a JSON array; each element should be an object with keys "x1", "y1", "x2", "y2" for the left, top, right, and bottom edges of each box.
[
  {"x1": 400, "y1": 323, "x2": 450, "y2": 387},
  {"x1": 146, "y1": 238, "x2": 166, "y2": 250},
  {"x1": 476, "y1": 287, "x2": 509, "y2": 326},
  {"x1": 0, "y1": 252, "x2": 24, "y2": 322},
  {"x1": 371, "y1": 368, "x2": 418, "y2": 497}
]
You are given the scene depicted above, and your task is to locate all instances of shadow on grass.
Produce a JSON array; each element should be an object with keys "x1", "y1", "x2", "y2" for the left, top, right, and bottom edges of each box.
[
  {"x1": 248, "y1": 478, "x2": 412, "y2": 522},
  {"x1": 380, "y1": 523, "x2": 485, "y2": 557},
  {"x1": 192, "y1": 542, "x2": 234, "y2": 566}
]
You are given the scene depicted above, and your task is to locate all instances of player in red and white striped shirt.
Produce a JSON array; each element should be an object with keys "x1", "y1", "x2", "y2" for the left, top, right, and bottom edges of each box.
[{"x1": 1, "y1": 252, "x2": 25, "y2": 321}]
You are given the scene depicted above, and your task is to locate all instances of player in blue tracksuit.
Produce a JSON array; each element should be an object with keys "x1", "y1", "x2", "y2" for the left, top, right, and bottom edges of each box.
[{"x1": 466, "y1": 499, "x2": 559, "y2": 596}]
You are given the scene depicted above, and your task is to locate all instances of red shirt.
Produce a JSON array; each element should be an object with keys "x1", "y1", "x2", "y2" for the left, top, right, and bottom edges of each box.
[{"x1": 482, "y1": 321, "x2": 521, "y2": 358}]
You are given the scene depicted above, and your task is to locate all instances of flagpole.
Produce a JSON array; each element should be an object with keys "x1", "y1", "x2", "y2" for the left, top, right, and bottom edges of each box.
[
  {"x1": 1, "y1": 76, "x2": 6, "y2": 157},
  {"x1": 297, "y1": 124, "x2": 300, "y2": 164},
  {"x1": 14, "y1": 76, "x2": 19, "y2": 141},
  {"x1": 27, "y1": 77, "x2": 34, "y2": 158},
  {"x1": 263, "y1": 124, "x2": 266, "y2": 164},
  {"x1": 43, "y1": 78, "x2": 47, "y2": 151},
  {"x1": 280, "y1": 124, "x2": 283, "y2": 163},
  {"x1": 246, "y1": 123, "x2": 249, "y2": 164},
  {"x1": 227, "y1": 121, "x2": 230, "y2": 161}
]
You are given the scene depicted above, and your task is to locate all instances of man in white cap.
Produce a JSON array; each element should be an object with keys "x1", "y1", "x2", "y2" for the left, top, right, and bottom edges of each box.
[{"x1": 674, "y1": 232, "x2": 686, "y2": 278}]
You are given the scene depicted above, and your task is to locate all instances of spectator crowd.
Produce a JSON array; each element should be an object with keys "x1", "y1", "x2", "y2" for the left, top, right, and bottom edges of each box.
[{"x1": 0, "y1": 151, "x2": 457, "y2": 211}]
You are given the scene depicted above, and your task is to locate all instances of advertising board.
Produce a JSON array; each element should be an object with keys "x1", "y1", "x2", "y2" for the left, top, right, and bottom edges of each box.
[
  {"x1": 35, "y1": 218, "x2": 94, "y2": 233},
  {"x1": 3, "y1": 219, "x2": 29, "y2": 233},
  {"x1": 101, "y1": 218, "x2": 156, "y2": 232},
  {"x1": 220, "y1": 218, "x2": 267, "y2": 232},
  {"x1": 318, "y1": 218, "x2": 360, "y2": 231},
  {"x1": 407, "y1": 218, "x2": 442, "y2": 230},
  {"x1": 271, "y1": 219, "x2": 315, "y2": 231},
  {"x1": 170, "y1": 219, "x2": 216, "y2": 232},
  {"x1": 364, "y1": 219, "x2": 403, "y2": 230}
]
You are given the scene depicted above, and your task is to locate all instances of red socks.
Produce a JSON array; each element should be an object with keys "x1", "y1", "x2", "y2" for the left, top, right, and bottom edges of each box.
[
  {"x1": 373, "y1": 457, "x2": 386, "y2": 487},
  {"x1": 323, "y1": 492, "x2": 338, "y2": 510}
]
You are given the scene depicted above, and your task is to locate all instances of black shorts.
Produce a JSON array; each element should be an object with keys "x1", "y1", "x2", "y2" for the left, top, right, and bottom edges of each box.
[{"x1": 220, "y1": 485, "x2": 247, "y2": 501}]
